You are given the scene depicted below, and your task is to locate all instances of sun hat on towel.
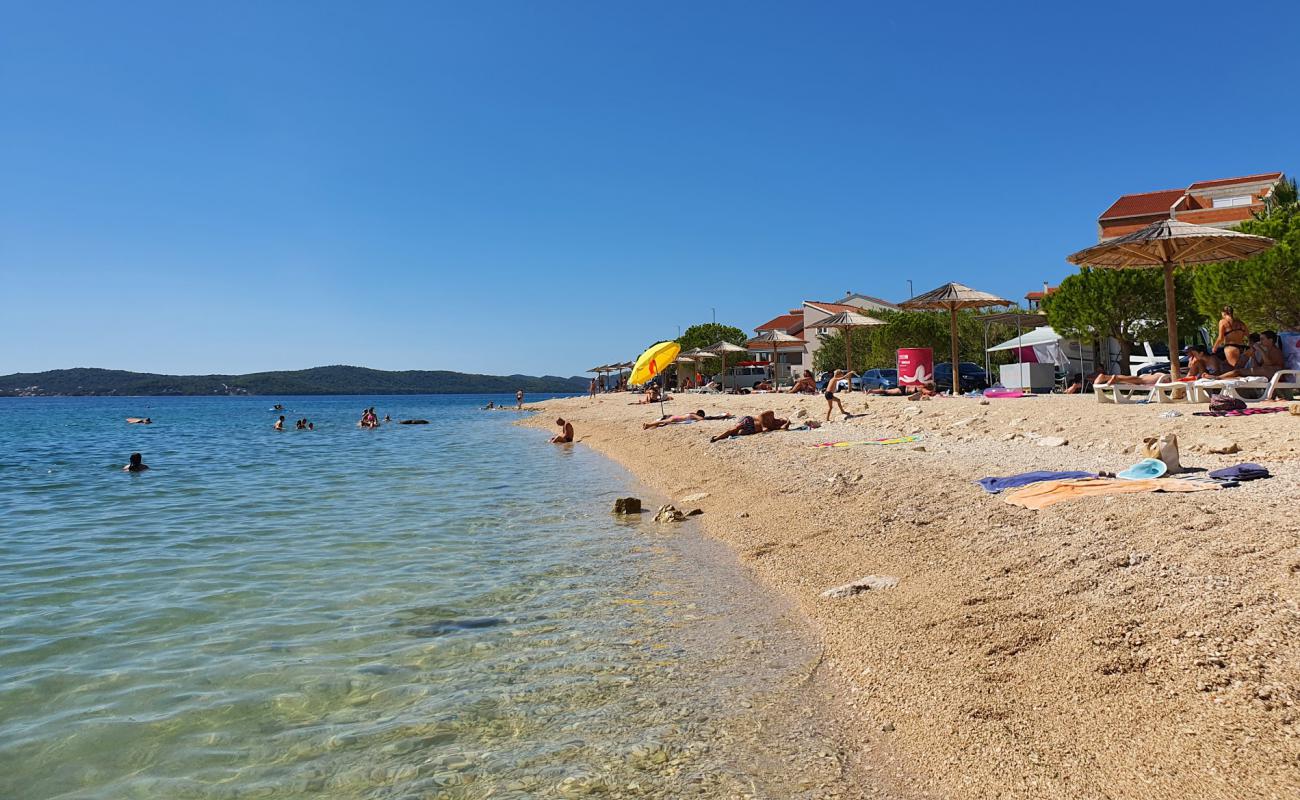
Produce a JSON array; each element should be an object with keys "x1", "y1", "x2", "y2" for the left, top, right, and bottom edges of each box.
[{"x1": 1117, "y1": 458, "x2": 1168, "y2": 481}]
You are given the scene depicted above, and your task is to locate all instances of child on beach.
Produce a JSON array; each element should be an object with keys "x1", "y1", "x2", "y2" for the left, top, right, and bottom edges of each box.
[{"x1": 824, "y1": 370, "x2": 854, "y2": 420}]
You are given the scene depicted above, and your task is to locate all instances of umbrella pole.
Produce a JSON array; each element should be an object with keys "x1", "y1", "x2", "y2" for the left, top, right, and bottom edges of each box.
[
  {"x1": 950, "y1": 306, "x2": 960, "y2": 396},
  {"x1": 845, "y1": 331, "x2": 852, "y2": 390},
  {"x1": 1163, "y1": 261, "x2": 1180, "y2": 380}
]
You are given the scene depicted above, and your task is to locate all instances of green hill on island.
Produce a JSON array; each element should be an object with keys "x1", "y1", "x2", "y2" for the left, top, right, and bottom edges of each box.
[{"x1": 0, "y1": 366, "x2": 589, "y2": 397}]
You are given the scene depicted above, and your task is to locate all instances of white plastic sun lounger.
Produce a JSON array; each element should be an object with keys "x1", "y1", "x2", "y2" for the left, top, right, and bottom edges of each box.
[
  {"x1": 1093, "y1": 378, "x2": 1187, "y2": 404},
  {"x1": 1189, "y1": 377, "x2": 1270, "y2": 403},
  {"x1": 1265, "y1": 369, "x2": 1300, "y2": 400}
]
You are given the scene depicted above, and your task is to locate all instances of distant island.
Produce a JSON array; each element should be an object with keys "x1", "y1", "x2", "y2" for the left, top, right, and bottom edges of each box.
[{"x1": 0, "y1": 366, "x2": 589, "y2": 397}]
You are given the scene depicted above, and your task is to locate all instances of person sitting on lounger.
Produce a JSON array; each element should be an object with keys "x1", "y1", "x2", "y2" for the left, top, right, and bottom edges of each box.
[
  {"x1": 1219, "y1": 331, "x2": 1285, "y2": 378},
  {"x1": 550, "y1": 418, "x2": 574, "y2": 443},
  {"x1": 1185, "y1": 346, "x2": 1230, "y2": 378},
  {"x1": 1094, "y1": 371, "x2": 1169, "y2": 385},
  {"x1": 787, "y1": 370, "x2": 817, "y2": 394}
]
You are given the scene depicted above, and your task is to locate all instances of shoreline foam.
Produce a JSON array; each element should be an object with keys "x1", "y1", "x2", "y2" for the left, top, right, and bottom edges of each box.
[{"x1": 523, "y1": 392, "x2": 1300, "y2": 799}]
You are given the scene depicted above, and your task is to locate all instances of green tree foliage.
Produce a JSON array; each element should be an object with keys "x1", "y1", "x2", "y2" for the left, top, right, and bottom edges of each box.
[
  {"x1": 1043, "y1": 268, "x2": 1196, "y2": 374},
  {"x1": 675, "y1": 322, "x2": 749, "y2": 378},
  {"x1": 812, "y1": 310, "x2": 1002, "y2": 373},
  {"x1": 1191, "y1": 184, "x2": 1300, "y2": 331}
]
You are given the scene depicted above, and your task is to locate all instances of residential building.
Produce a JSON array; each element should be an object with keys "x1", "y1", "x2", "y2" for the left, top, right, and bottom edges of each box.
[
  {"x1": 1024, "y1": 282, "x2": 1057, "y2": 310},
  {"x1": 1097, "y1": 172, "x2": 1285, "y2": 240},
  {"x1": 748, "y1": 292, "x2": 901, "y2": 378}
]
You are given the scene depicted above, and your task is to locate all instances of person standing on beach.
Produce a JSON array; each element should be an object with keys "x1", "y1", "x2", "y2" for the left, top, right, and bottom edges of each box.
[
  {"x1": 516, "y1": 389, "x2": 524, "y2": 409},
  {"x1": 589, "y1": 378, "x2": 598, "y2": 397}
]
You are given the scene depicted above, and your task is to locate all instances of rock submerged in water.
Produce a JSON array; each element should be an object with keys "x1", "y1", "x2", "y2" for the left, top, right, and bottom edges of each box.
[
  {"x1": 654, "y1": 504, "x2": 686, "y2": 523},
  {"x1": 613, "y1": 497, "x2": 642, "y2": 515},
  {"x1": 820, "y1": 575, "x2": 900, "y2": 598}
]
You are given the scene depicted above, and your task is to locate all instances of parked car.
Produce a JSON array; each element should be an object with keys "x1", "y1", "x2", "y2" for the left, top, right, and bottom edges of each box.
[
  {"x1": 715, "y1": 364, "x2": 772, "y2": 389},
  {"x1": 933, "y1": 362, "x2": 990, "y2": 393},
  {"x1": 860, "y1": 368, "x2": 898, "y2": 391},
  {"x1": 1136, "y1": 357, "x2": 1189, "y2": 376}
]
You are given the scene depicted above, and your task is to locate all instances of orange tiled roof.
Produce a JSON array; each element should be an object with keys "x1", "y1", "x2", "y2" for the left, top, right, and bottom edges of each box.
[
  {"x1": 1187, "y1": 172, "x2": 1283, "y2": 191},
  {"x1": 755, "y1": 313, "x2": 803, "y2": 332},
  {"x1": 1099, "y1": 189, "x2": 1186, "y2": 221},
  {"x1": 805, "y1": 301, "x2": 862, "y2": 315}
]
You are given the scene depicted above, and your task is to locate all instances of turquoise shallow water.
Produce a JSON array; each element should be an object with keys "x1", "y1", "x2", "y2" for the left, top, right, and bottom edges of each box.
[{"x1": 0, "y1": 395, "x2": 861, "y2": 799}]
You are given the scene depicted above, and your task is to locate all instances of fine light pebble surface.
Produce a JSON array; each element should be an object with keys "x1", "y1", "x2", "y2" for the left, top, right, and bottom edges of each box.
[{"x1": 523, "y1": 392, "x2": 1300, "y2": 800}]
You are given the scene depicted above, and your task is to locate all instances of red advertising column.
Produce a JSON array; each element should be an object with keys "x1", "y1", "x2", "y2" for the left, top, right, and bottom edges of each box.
[{"x1": 897, "y1": 348, "x2": 934, "y2": 386}]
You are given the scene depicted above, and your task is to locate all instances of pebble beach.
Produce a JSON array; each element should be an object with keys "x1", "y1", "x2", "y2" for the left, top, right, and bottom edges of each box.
[{"x1": 523, "y1": 391, "x2": 1300, "y2": 799}]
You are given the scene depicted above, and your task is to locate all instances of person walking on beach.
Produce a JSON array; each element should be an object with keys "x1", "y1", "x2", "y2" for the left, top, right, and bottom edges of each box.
[
  {"x1": 551, "y1": 418, "x2": 574, "y2": 443},
  {"x1": 516, "y1": 389, "x2": 524, "y2": 409},
  {"x1": 589, "y1": 378, "x2": 598, "y2": 397},
  {"x1": 123, "y1": 452, "x2": 149, "y2": 472},
  {"x1": 824, "y1": 370, "x2": 853, "y2": 420}
]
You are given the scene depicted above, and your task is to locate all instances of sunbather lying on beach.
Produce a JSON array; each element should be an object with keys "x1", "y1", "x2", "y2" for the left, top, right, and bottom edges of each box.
[
  {"x1": 642, "y1": 410, "x2": 734, "y2": 429},
  {"x1": 1094, "y1": 372, "x2": 1169, "y2": 385},
  {"x1": 754, "y1": 380, "x2": 773, "y2": 391},
  {"x1": 710, "y1": 410, "x2": 789, "y2": 441}
]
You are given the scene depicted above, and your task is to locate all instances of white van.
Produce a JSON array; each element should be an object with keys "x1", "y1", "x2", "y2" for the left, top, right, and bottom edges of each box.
[{"x1": 715, "y1": 365, "x2": 771, "y2": 389}]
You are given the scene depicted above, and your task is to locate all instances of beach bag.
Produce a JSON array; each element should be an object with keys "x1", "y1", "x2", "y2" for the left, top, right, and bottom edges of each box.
[
  {"x1": 1141, "y1": 433, "x2": 1183, "y2": 474},
  {"x1": 1290, "y1": 402, "x2": 1300, "y2": 417},
  {"x1": 1210, "y1": 395, "x2": 1247, "y2": 413}
]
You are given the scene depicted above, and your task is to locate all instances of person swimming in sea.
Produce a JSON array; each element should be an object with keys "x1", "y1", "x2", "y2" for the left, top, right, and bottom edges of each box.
[
  {"x1": 126, "y1": 417, "x2": 152, "y2": 424},
  {"x1": 123, "y1": 452, "x2": 149, "y2": 472},
  {"x1": 550, "y1": 418, "x2": 574, "y2": 443},
  {"x1": 274, "y1": 415, "x2": 286, "y2": 431}
]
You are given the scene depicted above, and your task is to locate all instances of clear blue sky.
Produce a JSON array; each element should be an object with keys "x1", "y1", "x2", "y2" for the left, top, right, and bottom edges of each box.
[{"x1": 3, "y1": 1, "x2": 1295, "y2": 377}]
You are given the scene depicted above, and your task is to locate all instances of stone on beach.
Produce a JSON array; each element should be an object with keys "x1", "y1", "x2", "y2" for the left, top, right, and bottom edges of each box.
[
  {"x1": 820, "y1": 575, "x2": 900, "y2": 598},
  {"x1": 1036, "y1": 436, "x2": 1068, "y2": 447},
  {"x1": 654, "y1": 504, "x2": 686, "y2": 523},
  {"x1": 1198, "y1": 436, "x2": 1240, "y2": 455},
  {"x1": 613, "y1": 497, "x2": 642, "y2": 514}
]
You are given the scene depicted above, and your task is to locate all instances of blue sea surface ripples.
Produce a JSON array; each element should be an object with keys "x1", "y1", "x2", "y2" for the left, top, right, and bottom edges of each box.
[{"x1": 0, "y1": 395, "x2": 864, "y2": 799}]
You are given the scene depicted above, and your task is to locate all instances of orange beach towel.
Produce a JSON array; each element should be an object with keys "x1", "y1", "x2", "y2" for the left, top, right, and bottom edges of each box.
[{"x1": 1003, "y1": 477, "x2": 1220, "y2": 510}]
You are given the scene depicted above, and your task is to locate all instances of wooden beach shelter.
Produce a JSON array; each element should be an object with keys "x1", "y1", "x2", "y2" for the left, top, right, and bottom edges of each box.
[
  {"x1": 900, "y1": 283, "x2": 1013, "y2": 395},
  {"x1": 814, "y1": 311, "x2": 886, "y2": 388},
  {"x1": 674, "y1": 354, "x2": 700, "y2": 388},
  {"x1": 745, "y1": 330, "x2": 803, "y2": 390},
  {"x1": 705, "y1": 341, "x2": 747, "y2": 392},
  {"x1": 1067, "y1": 219, "x2": 1275, "y2": 380},
  {"x1": 682, "y1": 347, "x2": 720, "y2": 387}
]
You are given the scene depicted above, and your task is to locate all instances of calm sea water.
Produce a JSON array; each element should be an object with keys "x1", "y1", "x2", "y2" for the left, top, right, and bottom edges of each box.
[{"x1": 0, "y1": 395, "x2": 861, "y2": 800}]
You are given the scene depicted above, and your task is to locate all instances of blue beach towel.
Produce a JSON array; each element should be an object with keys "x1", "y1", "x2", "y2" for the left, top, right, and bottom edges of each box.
[
  {"x1": 977, "y1": 470, "x2": 1096, "y2": 494},
  {"x1": 1208, "y1": 463, "x2": 1270, "y2": 482}
]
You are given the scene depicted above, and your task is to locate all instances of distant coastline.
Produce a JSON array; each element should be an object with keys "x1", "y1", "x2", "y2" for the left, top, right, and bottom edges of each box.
[{"x1": 0, "y1": 366, "x2": 588, "y2": 397}]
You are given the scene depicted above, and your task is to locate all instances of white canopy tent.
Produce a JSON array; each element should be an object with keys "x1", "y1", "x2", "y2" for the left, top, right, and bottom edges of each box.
[{"x1": 986, "y1": 325, "x2": 1070, "y2": 367}]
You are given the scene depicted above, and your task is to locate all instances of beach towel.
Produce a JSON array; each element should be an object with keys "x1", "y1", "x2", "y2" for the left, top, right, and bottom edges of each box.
[
  {"x1": 1192, "y1": 406, "x2": 1289, "y2": 417},
  {"x1": 1002, "y1": 477, "x2": 1220, "y2": 510},
  {"x1": 977, "y1": 470, "x2": 1095, "y2": 494},
  {"x1": 811, "y1": 435, "x2": 921, "y2": 449},
  {"x1": 1208, "y1": 463, "x2": 1271, "y2": 482},
  {"x1": 984, "y1": 389, "x2": 1034, "y2": 399}
]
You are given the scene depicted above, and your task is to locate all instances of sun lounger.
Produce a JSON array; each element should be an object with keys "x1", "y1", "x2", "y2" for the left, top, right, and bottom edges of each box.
[
  {"x1": 1189, "y1": 377, "x2": 1270, "y2": 403},
  {"x1": 1265, "y1": 369, "x2": 1300, "y2": 400}
]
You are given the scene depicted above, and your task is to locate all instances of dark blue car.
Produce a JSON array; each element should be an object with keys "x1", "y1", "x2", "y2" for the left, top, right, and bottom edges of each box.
[
  {"x1": 860, "y1": 368, "x2": 898, "y2": 390},
  {"x1": 933, "y1": 362, "x2": 990, "y2": 393}
]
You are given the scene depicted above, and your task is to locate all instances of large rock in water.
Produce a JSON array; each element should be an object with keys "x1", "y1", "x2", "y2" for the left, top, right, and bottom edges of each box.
[
  {"x1": 613, "y1": 497, "x2": 642, "y2": 514},
  {"x1": 820, "y1": 575, "x2": 900, "y2": 599},
  {"x1": 654, "y1": 504, "x2": 686, "y2": 523}
]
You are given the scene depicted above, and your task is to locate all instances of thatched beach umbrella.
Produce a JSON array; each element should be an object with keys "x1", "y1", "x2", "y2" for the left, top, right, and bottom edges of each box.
[
  {"x1": 745, "y1": 330, "x2": 803, "y2": 390},
  {"x1": 706, "y1": 341, "x2": 747, "y2": 392},
  {"x1": 1067, "y1": 218, "x2": 1275, "y2": 379},
  {"x1": 900, "y1": 283, "x2": 1013, "y2": 395},
  {"x1": 682, "y1": 347, "x2": 720, "y2": 387},
  {"x1": 814, "y1": 311, "x2": 886, "y2": 387}
]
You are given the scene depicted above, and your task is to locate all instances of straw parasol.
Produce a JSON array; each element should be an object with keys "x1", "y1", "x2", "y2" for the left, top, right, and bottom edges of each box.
[
  {"x1": 682, "y1": 347, "x2": 720, "y2": 388},
  {"x1": 745, "y1": 330, "x2": 803, "y2": 390},
  {"x1": 1067, "y1": 218, "x2": 1275, "y2": 380},
  {"x1": 705, "y1": 341, "x2": 747, "y2": 392},
  {"x1": 815, "y1": 311, "x2": 886, "y2": 387},
  {"x1": 674, "y1": 353, "x2": 700, "y2": 388},
  {"x1": 900, "y1": 282, "x2": 1013, "y2": 395}
]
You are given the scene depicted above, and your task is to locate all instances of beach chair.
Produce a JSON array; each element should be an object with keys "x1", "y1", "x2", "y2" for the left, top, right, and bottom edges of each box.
[
  {"x1": 1189, "y1": 377, "x2": 1270, "y2": 403},
  {"x1": 1093, "y1": 380, "x2": 1155, "y2": 404},
  {"x1": 1151, "y1": 378, "x2": 1190, "y2": 403},
  {"x1": 1265, "y1": 369, "x2": 1300, "y2": 400}
]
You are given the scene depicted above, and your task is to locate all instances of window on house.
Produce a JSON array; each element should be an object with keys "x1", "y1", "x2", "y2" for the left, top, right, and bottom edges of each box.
[
  {"x1": 817, "y1": 327, "x2": 828, "y2": 335},
  {"x1": 1212, "y1": 195, "x2": 1253, "y2": 208}
]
